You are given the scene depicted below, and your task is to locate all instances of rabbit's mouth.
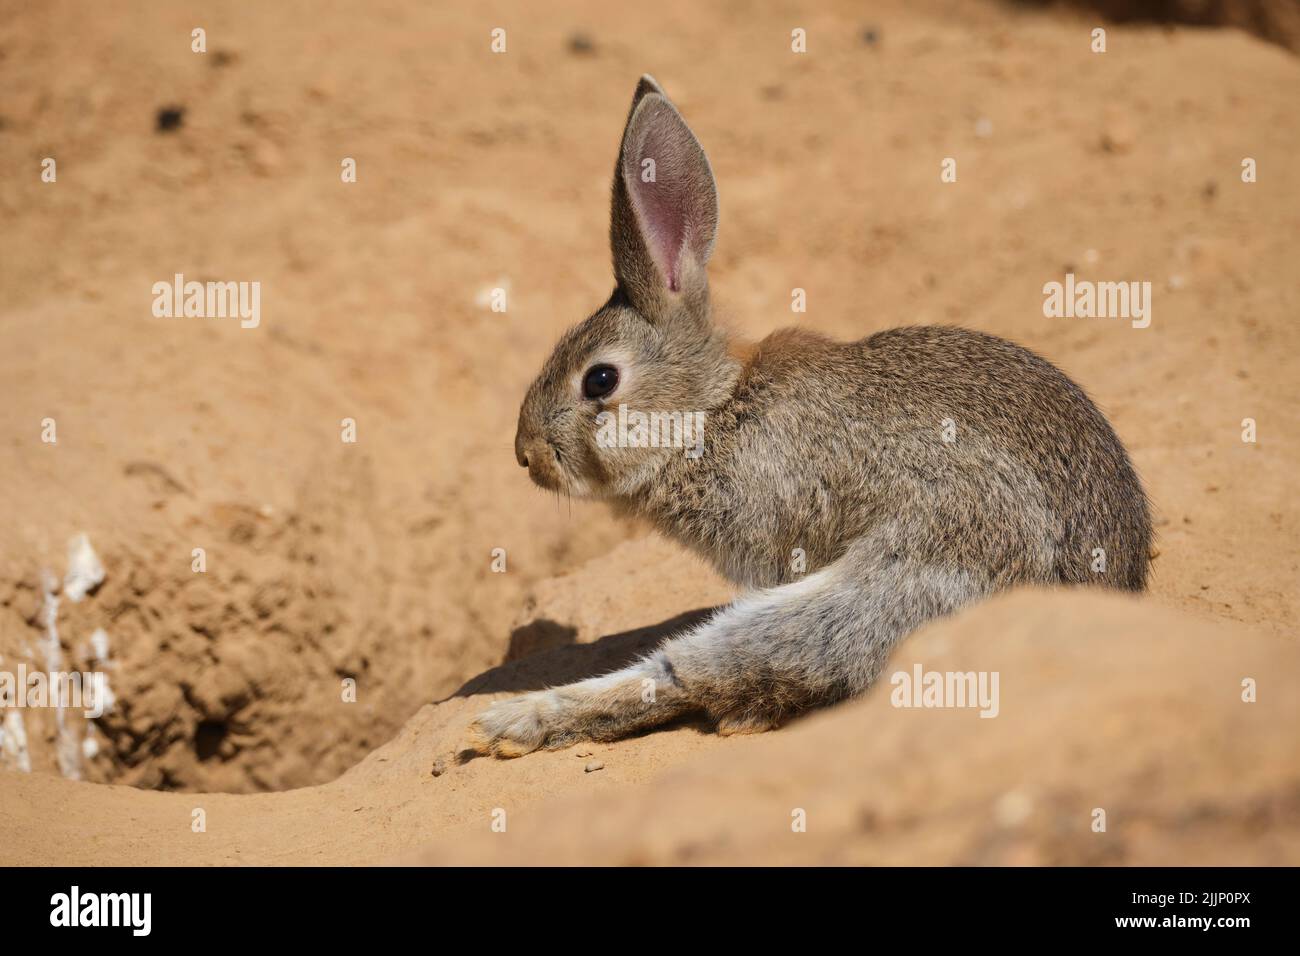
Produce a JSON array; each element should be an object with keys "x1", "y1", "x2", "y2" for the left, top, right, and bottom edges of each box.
[{"x1": 523, "y1": 440, "x2": 592, "y2": 498}]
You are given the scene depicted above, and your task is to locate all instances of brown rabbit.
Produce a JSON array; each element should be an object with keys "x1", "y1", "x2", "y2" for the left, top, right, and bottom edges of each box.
[{"x1": 466, "y1": 75, "x2": 1152, "y2": 757}]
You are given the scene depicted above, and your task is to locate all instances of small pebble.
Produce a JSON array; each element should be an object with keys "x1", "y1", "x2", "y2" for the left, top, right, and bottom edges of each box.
[
  {"x1": 431, "y1": 756, "x2": 447, "y2": 777},
  {"x1": 1099, "y1": 119, "x2": 1136, "y2": 154},
  {"x1": 567, "y1": 32, "x2": 596, "y2": 56},
  {"x1": 156, "y1": 106, "x2": 184, "y2": 133},
  {"x1": 584, "y1": 761, "x2": 604, "y2": 773}
]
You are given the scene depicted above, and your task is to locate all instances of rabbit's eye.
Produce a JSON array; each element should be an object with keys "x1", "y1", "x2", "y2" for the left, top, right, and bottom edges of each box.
[{"x1": 582, "y1": 364, "x2": 620, "y2": 400}]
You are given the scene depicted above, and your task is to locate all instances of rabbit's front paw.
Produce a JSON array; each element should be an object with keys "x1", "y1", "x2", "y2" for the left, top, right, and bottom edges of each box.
[{"x1": 464, "y1": 690, "x2": 569, "y2": 758}]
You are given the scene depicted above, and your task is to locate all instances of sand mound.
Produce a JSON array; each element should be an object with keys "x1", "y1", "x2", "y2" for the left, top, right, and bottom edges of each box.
[
  {"x1": 421, "y1": 585, "x2": 1300, "y2": 865},
  {"x1": 2, "y1": 572, "x2": 1296, "y2": 865}
]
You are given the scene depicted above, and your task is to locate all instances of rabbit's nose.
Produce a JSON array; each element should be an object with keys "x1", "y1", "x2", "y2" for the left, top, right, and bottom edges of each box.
[
  {"x1": 514, "y1": 430, "x2": 530, "y2": 468},
  {"x1": 518, "y1": 451, "x2": 529, "y2": 468}
]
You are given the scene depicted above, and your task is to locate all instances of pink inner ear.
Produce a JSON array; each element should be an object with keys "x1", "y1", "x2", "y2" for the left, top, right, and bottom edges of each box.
[
  {"x1": 635, "y1": 177, "x2": 686, "y2": 291},
  {"x1": 626, "y1": 110, "x2": 692, "y2": 292}
]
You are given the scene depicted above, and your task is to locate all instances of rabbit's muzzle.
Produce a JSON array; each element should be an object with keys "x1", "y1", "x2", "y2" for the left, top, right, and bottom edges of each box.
[{"x1": 515, "y1": 426, "x2": 568, "y2": 493}]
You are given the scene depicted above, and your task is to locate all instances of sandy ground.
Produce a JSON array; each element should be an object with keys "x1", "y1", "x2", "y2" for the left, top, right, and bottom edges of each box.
[
  {"x1": 1, "y1": 0, "x2": 1297, "y2": 864},
  {"x1": 3, "y1": 578, "x2": 1298, "y2": 865}
]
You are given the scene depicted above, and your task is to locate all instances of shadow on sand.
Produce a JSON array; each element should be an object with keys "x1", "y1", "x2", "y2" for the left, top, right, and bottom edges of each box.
[{"x1": 446, "y1": 607, "x2": 719, "y2": 699}]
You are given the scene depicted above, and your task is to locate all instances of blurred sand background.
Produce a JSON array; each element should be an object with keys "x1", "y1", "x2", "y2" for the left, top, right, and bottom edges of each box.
[{"x1": 0, "y1": 0, "x2": 1297, "y2": 864}]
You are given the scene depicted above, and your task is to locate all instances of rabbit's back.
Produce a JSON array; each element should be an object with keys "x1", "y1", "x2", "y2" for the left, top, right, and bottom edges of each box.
[
  {"x1": 643, "y1": 324, "x2": 1152, "y2": 593},
  {"x1": 856, "y1": 325, "x2": 1151, "y2": 590}
]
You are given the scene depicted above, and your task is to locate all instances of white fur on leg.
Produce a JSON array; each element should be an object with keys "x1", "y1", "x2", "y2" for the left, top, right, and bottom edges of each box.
[
  {"x1": 464, "y1": 671, "x2": 637, "y2": 758},
  {"x1": 465, "y1": 689, "x2": 560, "y2": 758}
]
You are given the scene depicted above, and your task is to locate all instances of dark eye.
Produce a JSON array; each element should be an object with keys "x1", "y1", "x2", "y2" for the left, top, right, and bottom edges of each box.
[{"x1": 582, "y1": 364, "x2": 620, "y2": 400}]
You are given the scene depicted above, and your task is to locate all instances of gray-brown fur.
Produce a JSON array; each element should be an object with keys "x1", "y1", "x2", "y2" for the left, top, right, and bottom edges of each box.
[{"x1": 467, "y1": 76, "x2": 1152, "y2": 758}]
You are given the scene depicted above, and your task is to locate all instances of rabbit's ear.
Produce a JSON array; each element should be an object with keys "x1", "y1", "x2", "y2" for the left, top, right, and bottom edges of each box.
[{"x1": 610, "y1": 75, "x2": 719, "y2": 313}]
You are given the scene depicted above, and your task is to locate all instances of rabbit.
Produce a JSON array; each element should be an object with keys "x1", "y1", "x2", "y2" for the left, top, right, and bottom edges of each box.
[{"x1": 465, "y1": 75, "x2": 1152, "y2": 758}]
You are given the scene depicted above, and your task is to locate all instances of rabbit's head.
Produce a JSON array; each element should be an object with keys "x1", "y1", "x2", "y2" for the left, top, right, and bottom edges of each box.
[{"x1": 515, "y1": 76, "x2": 736, "y2": 498}]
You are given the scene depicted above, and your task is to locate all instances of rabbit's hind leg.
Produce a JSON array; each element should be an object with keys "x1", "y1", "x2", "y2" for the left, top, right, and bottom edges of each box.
[
  {"x1": 464, "y1": 533, "x2": 986, "y2": 758},
  {"x1": 463, "y1": 654, "x2": 696, "y2": 758},
  {"x1": 666, "y1": 545, "x2": 987, "y2": 734}
]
